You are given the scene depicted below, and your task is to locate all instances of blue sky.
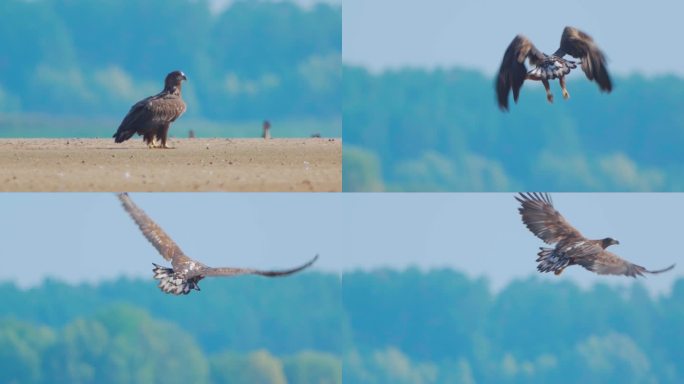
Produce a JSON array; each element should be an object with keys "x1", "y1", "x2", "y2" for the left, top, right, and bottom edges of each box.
[
  {"x1": 0, "y1": 193, "x2": 681, "y2": 295},
  {"x1": 343, "y1": 0, "x2": 684, "y2": 76}
]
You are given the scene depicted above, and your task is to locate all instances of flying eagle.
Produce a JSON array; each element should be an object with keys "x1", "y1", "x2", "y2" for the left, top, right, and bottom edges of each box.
[
  {"x1": 516, "y1": 193, "x2": 675, "y2": 277},
  {"x1": 113, "y1": 71, "x2": 187, "y2": 148},
  {"x1": 496, "y1": 26, "x2": 612, "y2": 111},
  {"x1": 117, "y1": 193, "x2": 319, "y2": 295}
]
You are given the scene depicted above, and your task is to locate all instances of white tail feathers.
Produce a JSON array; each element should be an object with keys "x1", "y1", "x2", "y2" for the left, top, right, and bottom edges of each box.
[
  {"x1": 536, "y1": 248, "x2": 570, "y2": 274},
  {"x1": 152, "y1": 263, "x2": 199, "y2": 295}
]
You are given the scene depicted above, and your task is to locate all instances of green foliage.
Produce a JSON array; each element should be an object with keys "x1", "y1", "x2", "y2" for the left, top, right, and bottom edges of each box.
[
  {"x1": 2, "y1": 270, "x2": 682, "y2": 382},
  {"x1": 0, "y1": 319, "x2": 55, "y2": 384},
  {"x1": 283, "y1": 350, "x2": 342, "y2": 384},
  {"x1": 0, "y1": 274, "x2": 342, "y2": 356},
  {"x1": 211, "y1": 350, "x2": 287, "y2": 384},
  {"x1": 42, "y1": 305, "x2": 210, "y2": 384},
  {"x1": 342, "y1": 145, "x2": 385, "y2": 191},
  {"x1": 572, "y1": 333, "x2": 653, "y2": 383},
  {"x1": 344, "y1": 347, "x2": 439, "y2": 384},
  {"x1": 343, "y1": 268, "x2": 491, "y2": 361},
  {"x1": 342, "y1": 269, "x2": 684, "y2": 383},
  {"x1": 344, "y1": 66, "x2": 684, "y2": 191},
  {"x1": 0, "y1": 0, "x2": 340, "y2": 136},
  {"x1": 0, "y1": 274, "x2": 341, "y2": 384}
]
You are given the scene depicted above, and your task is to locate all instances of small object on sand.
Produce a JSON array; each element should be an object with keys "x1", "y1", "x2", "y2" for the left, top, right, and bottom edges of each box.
[{"x1": 262, "y1": 120, "x2": 271, "y2": 139}]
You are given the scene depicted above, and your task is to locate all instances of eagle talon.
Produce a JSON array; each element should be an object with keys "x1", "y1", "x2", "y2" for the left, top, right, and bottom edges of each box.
[
  {"x1": 554, "y1": 268, "x2": 564, "y2": 276},
  {"x1": 547, "y1": 93, "x2": 554, "y2": 103},
  {"x1": 562, "y1": 89, "x2": 570, "y2": 99}
]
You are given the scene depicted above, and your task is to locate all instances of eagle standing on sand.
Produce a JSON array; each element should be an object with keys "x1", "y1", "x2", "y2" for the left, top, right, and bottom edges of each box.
[
  {"x1": 496, "y1": 27, "x2": 612, "y2": 111},
  {"x1": 113, "y1": 71, "x2": 187, "y2": 148},
  {"x1": 117, "y1": 193, "x2": 319, "y2": 295},
  {"x1": 516, "y1": 193, "x2": 675, "y2": 277}
]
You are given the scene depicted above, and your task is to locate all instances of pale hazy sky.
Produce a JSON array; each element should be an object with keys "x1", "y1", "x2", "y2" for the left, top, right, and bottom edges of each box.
[
  {"x1": 0, "y1": 193, "x2": 681, "y2": 295},
  {"x1": 209, "y1": 0, "x2": 340, "y2": 13},
  {"x1": 343, "y1": 0, "x2": 684, "y2": 76}
]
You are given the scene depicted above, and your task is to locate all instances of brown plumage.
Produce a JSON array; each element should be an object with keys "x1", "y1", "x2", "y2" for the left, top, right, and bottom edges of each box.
[
  {"x1": 496, "y1": 27, "x2": 612, "y2": 111},
  {"x1": 117, "y1": 193, "x2": 319, "y2": 295},
  {"x1": 113, "y1": 71, "x2": 187, "y2": 148},
  {"x1": 516, "y1": 192, "x2": 675, "y2": 277}
]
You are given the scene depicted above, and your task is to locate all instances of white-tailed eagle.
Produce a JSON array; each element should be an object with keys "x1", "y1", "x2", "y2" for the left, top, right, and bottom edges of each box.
[
  {"x1": 516, "y1": 193, "x2": 674, "y2": 277},
  {"x1": 117, "y1": 193, "x2": 319, "y2": 295},
  {"x1": 113, "y1": 71, "x2": 187, "y2": 148},
  {"x1": 496, "y1": 27, "x2": 612, "y2": 111}
]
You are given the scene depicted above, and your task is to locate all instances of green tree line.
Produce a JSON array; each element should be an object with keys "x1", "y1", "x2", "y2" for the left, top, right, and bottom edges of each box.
[
  {"x1": 343, "y1": 65, "x2": 684, "y2": 191},
  {"x1": 0, "y1": 307, "x2": 341, "y2": 384},
  {"x1": 0, "y1": 273, "x2": 342, "y2": 383},
  {"x1": 343, "y1": 268, "x2": 684, "y2": 383},
  {"x1": 0, "y1": 0, "x2": 340, "y2": 124},
  {"x1": 2, "y1": 269, "x2": 682, "y2": 382}
]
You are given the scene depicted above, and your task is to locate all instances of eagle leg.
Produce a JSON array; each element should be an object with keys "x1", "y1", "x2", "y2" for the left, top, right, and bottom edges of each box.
[
  {"x1": 559, "y1": 76, "x2": 570, "y2": 100},
  {"x1": 143, "y1": 133, "x2": 159, "y2": 148},
  {"x1": 542, "y1": 78, "x2": 553, "y2": 103},
  {"x1": 158, "y1": 124, "x2": 174, "y2": 149}
]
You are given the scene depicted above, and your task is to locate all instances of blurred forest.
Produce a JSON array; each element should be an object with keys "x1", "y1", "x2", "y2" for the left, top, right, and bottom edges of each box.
[
  {"x1": 2, "y1": 269, "x2": 682, "y2": 383},
  {"x1": 343, "y1": 65, "x2": 684, "y2": 191},
  {"x1": 343, "y1": 269, "x2": 684, "y2": 384},
  {"x1": 0, "y1": 273, "x2": 342, "y2": 384},
  {"x1": 0, "y1": 0, "x2": 341, "y2": 138}
]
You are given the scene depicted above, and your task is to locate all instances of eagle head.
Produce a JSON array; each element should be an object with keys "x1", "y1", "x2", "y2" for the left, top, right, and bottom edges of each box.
[
  {"x1": 165, "y1": 70, "x2": 187, "y2": 90},
  {"x1": 601, "y1": 237, "x2": 620, "y2": 248}
]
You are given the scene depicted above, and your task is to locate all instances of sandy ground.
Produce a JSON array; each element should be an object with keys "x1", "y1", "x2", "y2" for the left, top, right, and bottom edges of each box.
[{"x1": 0, "y1": 138, "x2": 341, "y2": 191}]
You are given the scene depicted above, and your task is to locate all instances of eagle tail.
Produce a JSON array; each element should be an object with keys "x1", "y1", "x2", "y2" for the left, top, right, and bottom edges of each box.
[
  {"x1": 152, "y1": 263, "x2": 197, "y2": 295},
  {"x1": 113, "y1": 127, "x2": 136, "y2": 143},
  {"x1": 536, "y1": 247, "x2": 571, "y2": 274}
]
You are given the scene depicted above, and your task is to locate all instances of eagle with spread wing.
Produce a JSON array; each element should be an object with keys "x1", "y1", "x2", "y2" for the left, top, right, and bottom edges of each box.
[
  {"x1": 496, "y1": 27, "x2": 612, "y2": 111},
  {"x1": 113, "y1": 71, "x2": 187, "y2": 148},
  {"x1": 516, "y1": 193, "x2": 675, "y2": 277},
  {"x1": 117, "y1": 193, "x2": 319, "y2": 295}
]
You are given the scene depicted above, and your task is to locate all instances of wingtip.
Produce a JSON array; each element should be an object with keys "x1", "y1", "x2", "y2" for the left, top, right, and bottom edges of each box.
[
  {"x1": 646, "y1": 263, "x2": 676, "y2": 274},
  {"x1": 306, "y1": 254, "x2": 320, "y2": 267}
]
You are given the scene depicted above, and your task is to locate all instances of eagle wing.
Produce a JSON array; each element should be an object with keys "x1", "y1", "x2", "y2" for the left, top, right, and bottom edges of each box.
[
  {"x1": 516, "y1": 192, "x2": 585, "y2": 245},
  {"x1": 496, "y1": 35, "x2": 546, "y2": 111},
  {"x1": 117, "y1": 193, "x2": 192, "y2": 268},
  {"x1": 576, "y1": 250, "x2": 675, "y2": 277},
  {"x1": 556, "y1": 26, "x2": 612, "y2": 92},
  {"x1": 113, "y1": 93, "x2": 186, "y2": 141},
  {"x1": 195, "y1": 254, "x2": 319, "y2": 279}
]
